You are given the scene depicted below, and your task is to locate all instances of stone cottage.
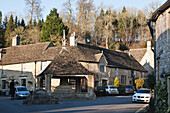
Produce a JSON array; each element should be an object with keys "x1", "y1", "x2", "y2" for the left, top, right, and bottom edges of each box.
[
  {"x1": 0, "y1": 33, "x2": 147, "y2": 99},
  {"x1": 126, "y1": 41, "x2": 154, "y2": 75},
  {"x1": 148, "y1": 0, "x2": 170, "y2": 106}
]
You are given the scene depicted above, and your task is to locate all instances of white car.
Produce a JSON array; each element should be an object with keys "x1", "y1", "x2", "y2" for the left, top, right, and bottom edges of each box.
[
  {"x1": 14, "y1": 86, "x2": 30, "y2": 99},
  {"x1": 132, "y1": 88, "x2": 151, "y2": 103},
  {"x1": 105, "y1": 85, "x2": 119, "y2": 95}
]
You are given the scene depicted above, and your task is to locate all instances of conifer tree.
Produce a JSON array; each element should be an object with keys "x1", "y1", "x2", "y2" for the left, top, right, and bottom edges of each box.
[
  {"x1": 20, "y1": 18, "x2": 26, "y2": 28},
  {"x1": 33, "y1": 19, "x2": 37, "y2": 26},
  {"x1": 3, "y1": 16, "x2": 8, "y2": 29},
  {"x1": 0, "y1": 11, "x2": 2, "y2": 27},
  {"x1": 40, "y1": 8, "x2": 69, "y2": 45},
  {"x1": 4, "y1": 14, "x2": 15, "y2": 47},
  {"x1": 14, "y1": 16, "x2": 18, "y2": 28},
  {"x1": 0, "y1": 11, "x2": 5, "y2": 48}
]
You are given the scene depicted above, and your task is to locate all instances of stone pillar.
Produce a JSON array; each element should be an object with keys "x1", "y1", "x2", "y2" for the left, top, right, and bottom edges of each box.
[
  {"x1": 76, "y1": 78, "x2": 81, "y2": 92},
  {"x1": 87, "y1": 75, "x2": 94, "y2": 94},
  {"x1": 45, "y1": 74, "x2": 51, "y2": 93},
  {"x1": 60, "y1": 78, "x2": 68, "y2": 85}
]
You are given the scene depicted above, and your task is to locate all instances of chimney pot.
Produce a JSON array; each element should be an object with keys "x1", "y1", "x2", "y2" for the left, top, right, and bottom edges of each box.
[
  {"x1": 70, "y1": 32, "x2": 77, "y2": 46},
  {"x1": 12, "y1": 35, "x2": 20, "y2": 46}
]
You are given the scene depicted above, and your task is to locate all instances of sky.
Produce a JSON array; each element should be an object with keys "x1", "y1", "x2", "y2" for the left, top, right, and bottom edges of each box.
[{"x1": 0, "y1": 0, "x2": 167, "y2": 22}]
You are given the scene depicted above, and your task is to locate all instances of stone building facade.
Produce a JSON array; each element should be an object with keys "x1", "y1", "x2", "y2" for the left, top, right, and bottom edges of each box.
[{"x1": 148, "y1": 0, "x2": 170, "y2": 106}]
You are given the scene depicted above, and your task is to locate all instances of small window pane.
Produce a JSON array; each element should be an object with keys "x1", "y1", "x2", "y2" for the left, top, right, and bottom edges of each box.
[
  {"x1": 100, "y1": 65, "x2": 104, "y2": 72},
  {"x1": 2, "y1": 80, "x2": 6, "y2": 89}
]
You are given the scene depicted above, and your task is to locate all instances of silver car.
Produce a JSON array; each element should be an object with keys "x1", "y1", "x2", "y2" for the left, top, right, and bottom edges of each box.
[{"x1": 14, "y1": 86, "x2": 30, "y2": 99}]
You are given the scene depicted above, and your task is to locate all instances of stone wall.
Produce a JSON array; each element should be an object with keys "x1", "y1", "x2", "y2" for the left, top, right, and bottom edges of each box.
[
  {"x1": 155, "y1": 8, "x2": 170, "y2": 81},
  {"x1": 0, "y1": 61, "x2": 52, "y2": 92},
  {"x1": 155, "y1": 7, "x2": 170, "y2": 106}
]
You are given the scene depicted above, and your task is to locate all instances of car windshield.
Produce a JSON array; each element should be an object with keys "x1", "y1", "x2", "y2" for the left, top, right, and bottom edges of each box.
[
  {"x1": 126, "y1": 86, "x2": 134, "y2": 88},
  {"x1": 97, "y1": 87, "x2": 105, "y2": 90},
  {"x1": 17, "y1": 87, "x2": 28, "y2": 91},
  {"x1": 110, "y1": 86, "x2": 116, "y2": 88},
  {"x1": 137, "y1": 89, "x2": 150, "y2": 93}
]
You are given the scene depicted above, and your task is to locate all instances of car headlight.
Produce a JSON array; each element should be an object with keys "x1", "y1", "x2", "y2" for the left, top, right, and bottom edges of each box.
[
  {"x1": 133, "y1": 96, "x2": 136, "y2": 98},
  {"x1": 17, "y1": 93, "x2": 22, "y2": 95}
]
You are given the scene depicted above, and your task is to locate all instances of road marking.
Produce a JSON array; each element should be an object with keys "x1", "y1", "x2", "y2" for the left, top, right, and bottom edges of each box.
[{"x1": 135, "y1": 104, "x2": 148, "y2": 113}]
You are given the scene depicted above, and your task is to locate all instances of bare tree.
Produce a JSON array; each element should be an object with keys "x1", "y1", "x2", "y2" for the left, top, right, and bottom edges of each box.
[
  {"x1": 25, "y1": 0, "x2": 43, "y2": 22},
  {"x1": 96, "y1": 8, "x2": 116, "y2": 48},
  {"x1": 61, "y1": 0, "x2": 75, "y2": 35},
  {"x1": 76, "y1": 0, "x2": 95, "y2": 42},
  {"x1": 144, "y1": 0, "x2": 161, "y2": 18}
]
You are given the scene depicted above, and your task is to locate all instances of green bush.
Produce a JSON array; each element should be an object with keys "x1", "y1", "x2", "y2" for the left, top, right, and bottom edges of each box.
[{"x1": 155, "y1": 76, "x2": 168, "y2": 113}]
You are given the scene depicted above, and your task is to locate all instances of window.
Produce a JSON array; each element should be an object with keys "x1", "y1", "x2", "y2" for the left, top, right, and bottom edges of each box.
[
  {"x1": 100, "y1": 65, "x2": 105, "y2": 72},
  {"x1": 21, "y1": 79, "x2": 26, "y2": 86},
  {"x1": 2, "y1": 69, "x2": 6, "y2": 75},
  {"x1": 121, "y1": 75, "x2": 126, "y2": 84},
  {"x1": 2, "y1": 80, "x2": 6, "y2": 89},
  {"x1": 81, "y1": 78, "x2": 87, "y2": 92}
]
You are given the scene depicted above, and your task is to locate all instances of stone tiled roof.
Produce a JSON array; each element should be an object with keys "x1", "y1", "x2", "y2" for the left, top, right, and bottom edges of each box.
[
  {"x1": 0, "y1": 42, "x2": 147, "y2": 72},
  {"x1": 77, "y1": 43, "x2": 147, "y2": 72},
  {"x1": 43, "y1": 49, "x2": 93, "y2": 75},
  {"x1": 128, "y1": 48, "x2": 147, "y2": 63},
  {"x1": 0, "y1": 42, "x2": 54, "y2": 65}
]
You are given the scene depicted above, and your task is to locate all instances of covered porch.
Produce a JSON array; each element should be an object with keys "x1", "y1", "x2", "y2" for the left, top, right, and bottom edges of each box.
[{"x1": 37, "y1": 49, "x2": 96, "y2": 99}]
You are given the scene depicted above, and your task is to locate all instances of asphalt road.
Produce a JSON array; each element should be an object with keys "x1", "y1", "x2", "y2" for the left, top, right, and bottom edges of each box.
[{"x1": 0, "y1": 95, "x2": 147, "y2": 113}]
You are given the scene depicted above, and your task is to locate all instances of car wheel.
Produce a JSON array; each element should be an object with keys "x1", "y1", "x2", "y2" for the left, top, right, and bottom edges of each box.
[{"x1": 106, "y1": 92, "x2": 109, "y2": 95}]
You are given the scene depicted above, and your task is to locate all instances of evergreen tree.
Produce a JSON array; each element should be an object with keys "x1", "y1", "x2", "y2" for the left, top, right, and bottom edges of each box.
[
  {"x1": 40, "y1": 8, "x2": 69, "y2": 45},
  {"x1": 37, "y1": 19, "x2": 43, "y2": 29},
  {"x1": 17, "y1": 20, "x2": 21, "y2": 26},
  {"x1": 4, "y1": 14, "x2": 15, "y2": 47},
  {"x1": 0, "y1": 11, "x2": 2, "y2": 28},
  {"x1": 0, "y1": 11, "x2": 5, "y2": 48},
  {"x1": 28, "y1": 19, "x2": 32, "y2": 29},
  {"x1": 14, "y1": 16, "x2": 18, "y2": 28},
  {"x1": 3, "y1": 16, "x2": 8, "y2": 29},
  {"x1": 20, "y1": 18, "x2": 26, "y2": 28},
  {"x1": 33, "y1": 19, "x2": 37, "y2": 26}
]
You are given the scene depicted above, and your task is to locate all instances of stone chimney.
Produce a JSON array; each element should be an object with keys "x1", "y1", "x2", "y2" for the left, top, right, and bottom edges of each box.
[
  {"x1": 147, "y1": 41, "x2": 151, "y2": 51},
  {"x1": 62, "y1": 30, "x2": 66, "y2": 46},
  {"x1": 12, "y1": 35, "x2": 20, "y2": 46},
  {"x1": 70, "y1": 32, "x2": 77, "y2": 46}
]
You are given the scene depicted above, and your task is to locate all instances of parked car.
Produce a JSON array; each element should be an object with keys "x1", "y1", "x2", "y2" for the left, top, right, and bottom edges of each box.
[
  {"x1": 132, "y1": 88, "x2": 151, "y2": 103},
  {"x1": 94, "y1": 86, "x2": 106, "y2": 96},
  {"x1": 14, "y1": 86, "x2": 30, "y2": 99},
  {"x1": 118, "y1": 85, "x2": 136, "y2": 95},
  {"x1": 105, "y1": 85, "x2": 119, "y2": 95}
]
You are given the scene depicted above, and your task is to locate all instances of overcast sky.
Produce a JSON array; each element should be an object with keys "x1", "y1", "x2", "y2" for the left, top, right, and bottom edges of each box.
[{"x1": 0, "y1": 0, "x2": 167, "y2": 21}]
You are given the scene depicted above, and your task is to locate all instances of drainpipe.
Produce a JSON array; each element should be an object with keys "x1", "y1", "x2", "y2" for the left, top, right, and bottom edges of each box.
[
  {"x1": 147, "y1": 20, "x2": 156, "y2": 104},
  {"x1": 35, "y1": 61, "x2": 37, "y2": 89}
]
